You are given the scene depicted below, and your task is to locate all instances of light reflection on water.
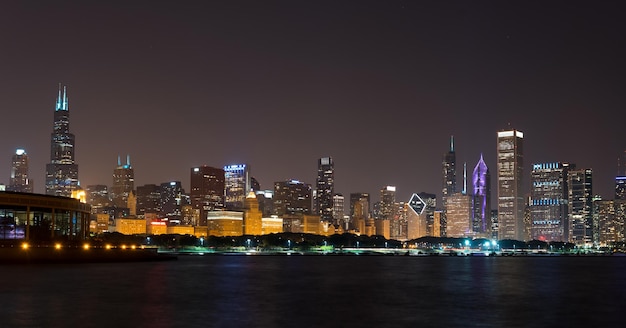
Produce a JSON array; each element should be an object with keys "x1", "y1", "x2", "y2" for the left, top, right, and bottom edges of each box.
[{"x1": 0, "y1": 256, "x2": 624, "y2": 328}]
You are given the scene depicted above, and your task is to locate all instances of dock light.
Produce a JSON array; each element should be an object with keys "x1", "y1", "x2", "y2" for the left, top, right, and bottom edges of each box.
[
  {"x1": 121, "y1": 245, "x2": 127, "y2": 249},
  {"x1": 83, "y1": 244, "x2": 90, "y2": 250},
  {"x1": 21, "y1": 243, "x2": 29, "y2": 250},
  {"x1": 106, "y1": 244, "x2": 112, "y2": 250},
  {"x1": 55, "y1": 243, "x2": 62, "y2": 250},
  {"x1": 131, "y1": 245, "x2": 136, "y2": 250}
]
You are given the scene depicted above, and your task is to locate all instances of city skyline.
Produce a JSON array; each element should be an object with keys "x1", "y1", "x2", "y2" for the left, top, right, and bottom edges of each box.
[{"x1": 1, "y1": 1, "x2": 625, "y2": 203}]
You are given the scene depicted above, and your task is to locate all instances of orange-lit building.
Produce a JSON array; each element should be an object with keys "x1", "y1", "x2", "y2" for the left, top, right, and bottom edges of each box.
[
  {"x1": 244, "y1": 192, "x2": 263, "y2": 235},
  {"x1": 206, "y1": 211, "x2": 243, "y2": 236},
  {"x1": 114, "y1": 217, "x2": 146, "y2": 235},
  {"x1": 261, "y1": 216, "x2": 283, "y2": 235}
]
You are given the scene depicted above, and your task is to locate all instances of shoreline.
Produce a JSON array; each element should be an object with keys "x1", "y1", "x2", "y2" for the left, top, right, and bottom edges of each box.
[{"x1": 0, "y1": 246, "x2": 178, "y2": 264}]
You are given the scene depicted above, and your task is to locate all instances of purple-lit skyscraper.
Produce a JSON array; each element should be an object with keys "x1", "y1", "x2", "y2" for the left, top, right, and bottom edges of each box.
[{"x1": 472, "y1": 154, "x2": 491, "y2": 236}]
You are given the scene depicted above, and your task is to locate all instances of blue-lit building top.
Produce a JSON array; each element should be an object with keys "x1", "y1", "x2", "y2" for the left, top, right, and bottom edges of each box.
[
  {"x1": 45, "y1": 84, "x2": 79, "y2": 197},
  {"x1": 616, "y1": 176, "x2": 626, "y2": 201}
]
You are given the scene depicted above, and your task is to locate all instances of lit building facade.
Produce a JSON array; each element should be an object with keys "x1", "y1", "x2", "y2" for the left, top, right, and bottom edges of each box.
[
  {"x1": 45, "y1": 84, "x2": 79, "y2": 197},
  {"x1": 407, "y1": 193, "x2": 428, "y2": 240},
  {"x1": 332, "y1": 193, "x2": 344, "y2": 224},
  {"x1": 261, "y1": 216, "x2": 283, "y2": 235},
  {"x1": 206, "y1": 211, "x2": 243, "y2": 237},
  {"x1": 0, "y1": 191, "x2": 91, "y2": 242},
  {"x1": 568, "y1": 168, "x2": 593, "y2": 245},
  {"x1": 316, "y1": 157, "x2": 334, "y2": 222},
  {"x1": 349, "y1": 193, "x2": 370, "y2": 220},
  {"x1": 136, "y1": 184, "x2": 161, "y2": 218},
  {"x1": 530, "y1": 162, "x2": 569, "y2": 242},
  {"x1": 616, "y1": 177, "x2": 626, "y2": 201},
  {"x1": 224, "y1": 164, "x2": 250, "y2": 210},
  {"x1": 190, "y1": 166, "x2": 225, "y2": 226},
  {"x1": 417, "y1": 192, "x2": 437, "y2": 236},
  {"x1": 595, "y1": 200, "x2": 626, "y2": 245},
  {"x1": 111, "y1": 155, "x2": 134, "y2": 208},
  {"x1": 9, "y1": 149, "x2": 33, "y2": 193},
  {"x1": 114, "y1": 217, "x2": 146, "y2": 235},
  {"x1": 272, "y1": 180, "x2": 311, "y2": 216},
  {"x1": 497, "y1": 129, "x2": 524, "y2": 241},
  {"x1": 243, "y1": 191, "x2": 262, "y2": 235},
  {"x1": 85, "y1": 185, "x2": 111, "y2": 214},
  {"x1": 378, "y1": 186, "x2": 396, "y2": 220},
  {"x1": 446, "y1": 193, "x2": 471, "y2": 237},
  {"x1": 160, "y1": 181, "x2": 185, "y2": 224},
  {"x1": 471, "y1": 154, "x2": 490, "y2": 236}
]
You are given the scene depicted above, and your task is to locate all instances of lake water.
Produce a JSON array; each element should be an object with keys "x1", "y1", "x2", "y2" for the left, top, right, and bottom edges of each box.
[{"x1": 1, "y1": 255, "x2": 624, "y2": 328}]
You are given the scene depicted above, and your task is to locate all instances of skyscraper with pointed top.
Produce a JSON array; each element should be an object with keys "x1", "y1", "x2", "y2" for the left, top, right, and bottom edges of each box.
[
  {"x1": 472, "y1": 154, "x2": 491, "y2": 236},
  {"x1": 45, "y1": 84, "x2": 79, "y2": 197}
]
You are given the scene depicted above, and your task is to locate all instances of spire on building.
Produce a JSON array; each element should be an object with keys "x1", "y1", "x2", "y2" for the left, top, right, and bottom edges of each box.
[
  {"x1": 450, "y1": 135, "x2": 454, "y2": 152},
  {"x1": 462, "y1": 162, "x2": 467, "y2": 195}
]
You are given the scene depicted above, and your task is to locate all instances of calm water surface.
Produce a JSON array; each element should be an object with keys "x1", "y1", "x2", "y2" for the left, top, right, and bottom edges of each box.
[{"x1": 1, "y1": 255, "x2": 624, "y2": 328}]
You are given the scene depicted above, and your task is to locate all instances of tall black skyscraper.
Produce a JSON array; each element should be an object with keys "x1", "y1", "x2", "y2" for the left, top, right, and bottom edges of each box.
[
  {"x1": 111, "y1": 155, "x2": 135, "y2": 208},
  {"x1": 316, "y1": 157, "x2": 334, "y2": 222},
  {"x1": 45, "y1": 84, "x2": 79, "y2": 197},
  {"x1": 441, "y1": 135, "x2": 457, "y2": 236}
]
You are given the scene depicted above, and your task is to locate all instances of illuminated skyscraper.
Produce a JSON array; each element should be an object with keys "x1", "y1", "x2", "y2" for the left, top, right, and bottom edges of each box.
[
  {"x1": 595, "y1": 199, "x2": 626, "y2": 245},
  {"x1": 85, "y1": 184, "x2": 111, "y2": 214},
  {"x1": 378, "y1": 186, "x2": 396, "y2": 220},
  {"x1": 441, "y1": 136, "x2": 456, "y2": 237},
  {"x1": 446, "y1": 192, "x2": 472, "y2": 237},
  {"x1": 111, "y1": 155, "x2": 134, "y2": 208},
  {"x1": 160, "y1": 181, "x2": 186, "y2": 224},
  {"x1": 407, "y1": 193, "x2": 428, "y2": 239},
  {"x1": 224, "y1": 164, "x2": 250, "y2": 210},
  {"x1": 316, "y1": 157, "x2": 334, "y2": 222},
  {"x1": 471, "y1": 154, "x2": 490, "y2": 236},
  {"x1": 45, "y1": 84, "x2": 79, "y2": 197},
  {"x1": 136, "y1": 184, "x2": 161, "y2": 217},
  {"x1": 332, "y1": 193, "x2": 345, "y2": 223},
  {"x1": 529, "y1": 162, "x2": 570, "y2": 242},
  {"x1": 497, "y1": 129, "x2": 524, "y2": 240},
  {"x1": 9, "y1": 148, "x2": 33, "y2": 193},
  {"x1": 417, "y1": 192, "x2": 437, "y2": 236},
  {"x1": 349, "y1": 193, "x2": 370, "y2": 219},
  {"x1": 190, "y1": 165, "x2": 225, "y2": 226},
  {"x1": 273, "y1": 179, "x2": 312, "y2": 216},
  {"x1": 568, "y1": 168, "x2": 593, "y2": 245}
]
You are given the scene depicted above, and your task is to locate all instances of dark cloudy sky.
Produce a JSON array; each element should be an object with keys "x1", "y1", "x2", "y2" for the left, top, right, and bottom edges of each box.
[{"x1": 1, "y1": 0, "x2": 625, "y2": 205}]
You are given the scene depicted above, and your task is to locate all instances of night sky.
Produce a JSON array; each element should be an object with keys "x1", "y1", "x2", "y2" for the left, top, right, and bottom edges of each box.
[{"x1": 1, "y1": 1, "x2": 625, "y2": 205}]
